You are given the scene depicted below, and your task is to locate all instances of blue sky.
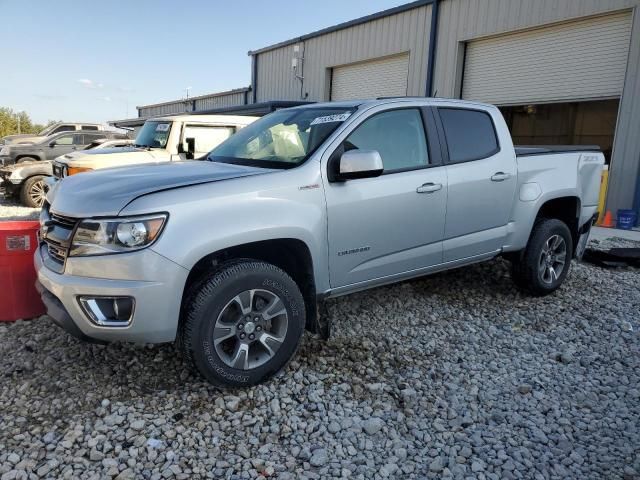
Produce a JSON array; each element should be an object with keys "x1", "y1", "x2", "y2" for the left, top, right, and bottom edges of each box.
[{"x1": 1, "y1": 0, "x2": 406, "y2": 124}]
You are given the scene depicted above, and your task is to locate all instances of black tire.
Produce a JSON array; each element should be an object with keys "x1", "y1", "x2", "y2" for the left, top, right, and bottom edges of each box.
[
  {"x1": 511, "y1": 218, "x2": 573, "y2": 296},
  {"x1": 16, "y1": 156, "x2": 38, "y2": 164},
  {"x1": 20, "y1": 175, "x2": 48, "y2": 208},
  {"x1": 179, "y1": 260, "x2": 306, "y2": 387}
]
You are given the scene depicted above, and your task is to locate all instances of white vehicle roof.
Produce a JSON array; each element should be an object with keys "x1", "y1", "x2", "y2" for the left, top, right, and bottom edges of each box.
[{"x1": 149, "y1": 114, "x2": 258, "y2": 125}]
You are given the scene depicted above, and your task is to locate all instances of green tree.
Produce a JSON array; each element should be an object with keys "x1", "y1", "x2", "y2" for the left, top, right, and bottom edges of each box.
[{"x1": 0, "y1": 108, "x2": 57, "y2": 137}]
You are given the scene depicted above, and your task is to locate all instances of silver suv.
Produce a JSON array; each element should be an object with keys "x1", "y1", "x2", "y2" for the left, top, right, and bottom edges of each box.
[{"x1": 36, "y1": 98, "x2": 603, "y2": 386}]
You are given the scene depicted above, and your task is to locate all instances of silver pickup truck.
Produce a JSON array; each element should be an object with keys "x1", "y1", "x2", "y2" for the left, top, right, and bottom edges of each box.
[{"x1": 35, "y1": 98, "x2": 603, "y2": 387}]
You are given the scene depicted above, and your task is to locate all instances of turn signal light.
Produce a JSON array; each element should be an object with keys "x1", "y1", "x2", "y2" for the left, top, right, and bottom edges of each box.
[{"x1": 67, "y1": 166, "x2": 93, "y2": 176}]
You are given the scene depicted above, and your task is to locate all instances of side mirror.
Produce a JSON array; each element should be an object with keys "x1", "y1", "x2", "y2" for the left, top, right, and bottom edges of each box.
[
  {"x1": 49, "y1": 141, "x2": 56, "y2": 148},
  {"x1": 334, "y1": 149, "x2": 383, "y2": 181}
]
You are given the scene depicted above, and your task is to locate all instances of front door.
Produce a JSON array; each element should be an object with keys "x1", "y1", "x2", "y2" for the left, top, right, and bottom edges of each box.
[
  {"x1": 436, "y1": 107, "x2": 518, "y2": 262},
  {"x1": 324, "y1": 107, "x2": 447, "y2": 289},
  {"x1": 45, "y1": 133, "x2": 77, "y2": 160}
]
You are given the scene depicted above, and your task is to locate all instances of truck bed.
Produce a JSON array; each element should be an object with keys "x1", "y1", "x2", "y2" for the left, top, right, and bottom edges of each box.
[{"x1": 515, "y1": 145, "x2": 601, "y2": 157}]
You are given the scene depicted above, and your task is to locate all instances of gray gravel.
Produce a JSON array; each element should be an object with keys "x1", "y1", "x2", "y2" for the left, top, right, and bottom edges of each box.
[
  {"x1": 0, "y1": 194, "x2": 39, "y2": 221},
  {"x1": 0, "y1": 213, "x2": 638, "y2": 478}
]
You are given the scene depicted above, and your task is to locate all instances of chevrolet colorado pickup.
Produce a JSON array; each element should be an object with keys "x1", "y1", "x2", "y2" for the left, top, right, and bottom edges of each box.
[{"x1": 35, "y1": 98, "x2": 603, "y2": 387}]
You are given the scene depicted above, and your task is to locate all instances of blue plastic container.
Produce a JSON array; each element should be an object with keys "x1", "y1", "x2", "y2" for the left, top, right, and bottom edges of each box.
[{"x1": 617, "y1": 209, "x2": 637, "y2": 230}]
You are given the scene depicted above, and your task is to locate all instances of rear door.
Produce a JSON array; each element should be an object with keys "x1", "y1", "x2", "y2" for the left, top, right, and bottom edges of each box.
[
  {"x1": 324, "y1": 106, "x2": 447, "y2": 289},
  {"x1": 435, "y1": 107, "x2": 517, "y2": 262}
]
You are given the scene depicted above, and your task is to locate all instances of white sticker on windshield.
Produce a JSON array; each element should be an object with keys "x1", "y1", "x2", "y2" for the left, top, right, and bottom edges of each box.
[
  {"x1": 310, "y1": 112, "x2": 352, "y2": 125},
  {"x1": 155, "y1": 123, "x2": 170, "y2": 132}
]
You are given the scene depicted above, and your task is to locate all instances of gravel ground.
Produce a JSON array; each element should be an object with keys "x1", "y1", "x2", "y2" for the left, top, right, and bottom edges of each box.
[
  {"x1": 0, "y1": 194, "x2": 40, "y2": 221},
  {"x1": 0, "y1": 233, "x2": 638, "y2": 480}
]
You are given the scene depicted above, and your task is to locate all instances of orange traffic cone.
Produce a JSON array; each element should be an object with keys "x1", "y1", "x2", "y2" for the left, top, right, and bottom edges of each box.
[{"x1": 601, "y1": 210, "x2": 615, "y2": 228}]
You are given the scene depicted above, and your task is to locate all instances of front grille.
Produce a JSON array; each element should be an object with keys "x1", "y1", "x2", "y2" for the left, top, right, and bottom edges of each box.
[
  {"x1": 46, "y1": 238, "x2": 67, "y2": 263},
  {"x1": 41, "y1": 205, "x2": 78, "y2": 267},
  {"x1": 51, "y1": 212, "x2": 76, "y2": 229}
]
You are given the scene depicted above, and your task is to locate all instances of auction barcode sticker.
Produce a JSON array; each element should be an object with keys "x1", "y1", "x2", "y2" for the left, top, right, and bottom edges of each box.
[{"x1": 310, "y1": 112, "x2": 352, "y2": 125}]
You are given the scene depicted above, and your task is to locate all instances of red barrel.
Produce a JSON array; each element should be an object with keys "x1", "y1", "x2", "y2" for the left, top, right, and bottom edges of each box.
[{"x1": 0, "y1": 221, "x2": 45, "y2": 321}]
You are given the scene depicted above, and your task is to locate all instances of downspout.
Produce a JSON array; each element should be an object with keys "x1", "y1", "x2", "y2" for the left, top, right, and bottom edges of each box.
[
  {"x1": 425, "y1": 0, "x2": 440, "y2": 97},
  {"x1": 251, "y1": 55, "x2": 258, "y2": 104}
]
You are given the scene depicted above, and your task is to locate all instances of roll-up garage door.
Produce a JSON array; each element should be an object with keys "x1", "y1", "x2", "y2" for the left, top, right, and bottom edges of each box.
[
  {"x1": 462, "y1": 12, "x2": 632, "y2": 105},
  {"x1": 331, "y1": 53, "x2": 409, "y2": 101}
]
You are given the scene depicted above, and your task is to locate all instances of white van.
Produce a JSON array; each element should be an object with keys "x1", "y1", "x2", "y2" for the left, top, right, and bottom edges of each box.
[{"x1": 52, "y1": 114, "x2": 258, "y2": 178}]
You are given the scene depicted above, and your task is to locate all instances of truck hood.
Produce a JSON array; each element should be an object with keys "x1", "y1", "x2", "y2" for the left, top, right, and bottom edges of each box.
[
  {"x1": 48, "y1": 161, "x2": 271, "y2": 217},
  {"x1": 58, "y1": 148, "x2": 159, "y2": 166},
  {"x1": 2, "y1": 134, "x2": 41, "y2": 145}
]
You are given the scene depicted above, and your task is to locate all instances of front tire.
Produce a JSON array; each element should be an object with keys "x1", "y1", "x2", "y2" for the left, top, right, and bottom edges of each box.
[
  {"x1": 179, "y1": 260, "x2": 306, "y2": 387},
  {"x1": 511, "y1": 218, "x2": 573, "y2": 296},
  {"x1": 20, "y1": 175, "x2": 48, "y2": 208}
]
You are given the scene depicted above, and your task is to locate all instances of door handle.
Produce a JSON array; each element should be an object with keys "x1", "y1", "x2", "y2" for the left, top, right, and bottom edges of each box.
[
  {"x1": 416, "y1": 182, "x2": 443, "y2": 194},
  {"x1": 491, "y1": 172, "x2": 511, "y2": 182}
]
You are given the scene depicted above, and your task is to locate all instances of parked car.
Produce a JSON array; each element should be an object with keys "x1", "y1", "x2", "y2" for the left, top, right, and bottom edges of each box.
[
  {"x1": 52, "y1": 114, "x2": 258, "y2": 179},
  {"x1": 0, "y1": 122, "x2": 106, "y2": 146},
  {"x1": 36, "y1": 98, "x2": 603, "y2": 387},
  {"x1": 0, "y1": 130, "x2": 129, "y2": 167},
  {"x1": 0, "y1": 138, "x2": 134, "y2": 208}
]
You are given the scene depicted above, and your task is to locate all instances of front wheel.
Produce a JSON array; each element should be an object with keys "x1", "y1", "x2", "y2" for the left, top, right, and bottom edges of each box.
[
  {"x1": 20, "y1": 175, "x2": 48, "y2": 208},
  {"x1": 179, "y1": 260, "x2": 306, "y2": 387},
  {"x1": 511, "y1": 218, "x2": 573, "y2": 296}
]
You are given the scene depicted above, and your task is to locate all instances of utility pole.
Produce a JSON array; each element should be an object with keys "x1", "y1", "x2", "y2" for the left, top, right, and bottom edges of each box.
[{"x1": 17, "y1": 113, "x2": 21, "y2": 134}]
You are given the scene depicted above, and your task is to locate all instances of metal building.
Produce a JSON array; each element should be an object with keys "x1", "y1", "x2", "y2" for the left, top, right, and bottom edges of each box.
[
  {"x1": 136, "y1": 87, "x2": 252, "y2": 118},
  {"x1": 248, "y1": 0, "x2": 640, "y2": 213}
]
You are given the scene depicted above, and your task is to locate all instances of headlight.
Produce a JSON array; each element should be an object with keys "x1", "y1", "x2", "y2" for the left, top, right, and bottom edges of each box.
[
  {"x1": 0, "y1": 146, "x2": 9, "y2": 156},
  {"x1": 69, "y1": 214, "x2": 167, "y2": 256},
  {"x1": 67, "y1": 166, "x2": 93, "y2": 176}
]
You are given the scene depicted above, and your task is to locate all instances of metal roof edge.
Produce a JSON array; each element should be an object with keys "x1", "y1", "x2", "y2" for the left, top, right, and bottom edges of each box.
[
  {"x1": 136, "y1": 87, "x2": 252, "y2": 110},
  {"x1": 247, "y1": 0, "x2": 434, "y2": 56}
]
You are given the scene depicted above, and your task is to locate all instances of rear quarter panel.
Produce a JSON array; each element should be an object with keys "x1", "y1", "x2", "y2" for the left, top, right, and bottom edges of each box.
[{"x1": 503, "y1": 152, "x2": 603, "y2": 251}]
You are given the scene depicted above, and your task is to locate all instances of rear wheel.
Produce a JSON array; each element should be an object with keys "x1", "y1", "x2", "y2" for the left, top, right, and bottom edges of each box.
[
  {"x1": 511, "y1": 218, "x2": 573, "y2": 296},
  {"x1": 179, "y1": 260, "x2": 305, "y2": 387},
  {"x1": 20, "y1": 175, "x2": 48, "y2": 208}
]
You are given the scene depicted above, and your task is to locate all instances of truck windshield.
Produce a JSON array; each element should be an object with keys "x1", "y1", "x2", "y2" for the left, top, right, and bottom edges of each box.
[
  {"x1": 134, "y1": 121, "x2": 172, "y2": 148},
  {"x1": 208, "y1": 107, "x2": 355, "y2": 169}
]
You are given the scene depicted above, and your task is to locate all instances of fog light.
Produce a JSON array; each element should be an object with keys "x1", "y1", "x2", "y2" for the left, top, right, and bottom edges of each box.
[{"x1": 79, "y1": 296, "x2": 135, "y2": 327}]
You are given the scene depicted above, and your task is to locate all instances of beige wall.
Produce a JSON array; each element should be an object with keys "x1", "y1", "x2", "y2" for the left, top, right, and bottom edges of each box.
[{"x1": 255, "y1": 4, "x2": 432, "y2": 102}]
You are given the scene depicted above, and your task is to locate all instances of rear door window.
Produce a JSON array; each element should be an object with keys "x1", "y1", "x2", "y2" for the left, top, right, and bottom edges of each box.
[
  {"x1": 438, "y1": 108, "x2": 499, "y2": 163},
  {"x1": 82, "y1": 125, "x2": 99, "y2": 131}
]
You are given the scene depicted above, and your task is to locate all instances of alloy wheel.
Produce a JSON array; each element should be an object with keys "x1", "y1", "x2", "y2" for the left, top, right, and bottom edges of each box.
[
  {"x1": 538, "y1": 234, "x2": 567, "y2": 284},
  {"x1": 213, "y1": 289, "x2": 288, "y2": 370}
]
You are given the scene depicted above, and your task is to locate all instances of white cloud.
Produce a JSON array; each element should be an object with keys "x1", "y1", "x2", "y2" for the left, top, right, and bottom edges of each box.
[
  {"x1": 77, "y1": 78, "x2": 104, "y2": 89},
  {"x1": 102, "y1": 96, "x2": 112, "y2": 102}
]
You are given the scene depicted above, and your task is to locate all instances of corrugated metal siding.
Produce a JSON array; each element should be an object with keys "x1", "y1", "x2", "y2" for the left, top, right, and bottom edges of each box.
[
  {"x1": 137, "y1": 92, "x2": 247, "y2": 118},
  {"x1": 138, "y1": 102, "x2": 191, "y2": 117},
  {"x1": 462, "y1": 12, "x2": 632, "y2": 104},
  {"x1": 433, "y1": 0, "x2": 640, "y2": 98},
  {"x1": 331, "y1": 53, "x2": 410, "y2": 100},
  {"x1": 255, "y1": 4, "x2": 431, "y2": 101},
  {"x1": 607, "y1": 7, "x2": 640, "y2": 212},
  {"x1": 434, "y1": 0, "x2": 640, "y2": 212},
  {"x1": 194, "y1": 91, "x2": 246, "y2": 110}
]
